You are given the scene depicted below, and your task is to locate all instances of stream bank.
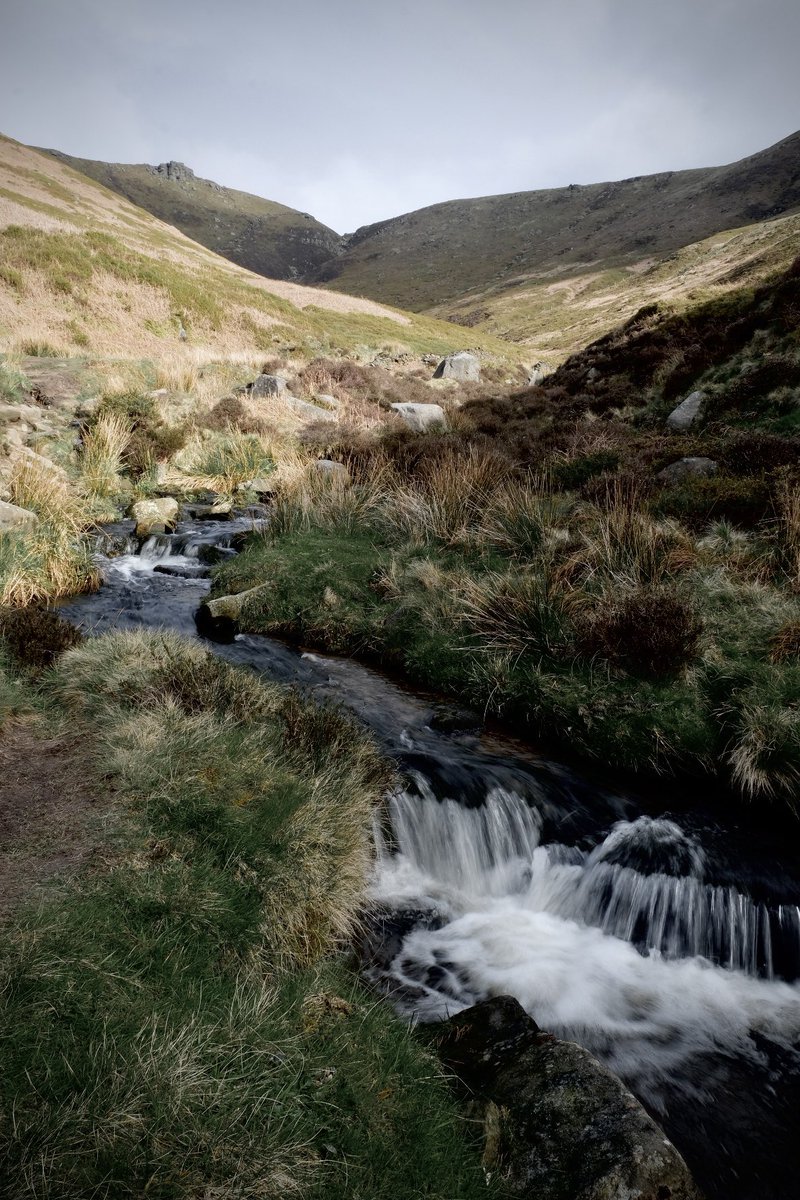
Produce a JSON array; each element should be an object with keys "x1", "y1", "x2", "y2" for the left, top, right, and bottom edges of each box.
[{"x1": 58, "y1": 511, "x2": 800, "y2": 1200}]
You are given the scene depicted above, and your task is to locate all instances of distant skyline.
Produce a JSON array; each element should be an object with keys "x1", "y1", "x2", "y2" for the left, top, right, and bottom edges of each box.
[{"x1": 2, "y1": 0, "x2": 799, "y2": 232}]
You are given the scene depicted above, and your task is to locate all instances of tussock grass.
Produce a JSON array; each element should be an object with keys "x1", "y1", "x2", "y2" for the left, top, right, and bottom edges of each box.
[
  {"x1": 79, "y1": 409, "x2": 131, "y2": 497},
  {"x1": 0, "y1": 630, "x2": 489, "y2": 1199}
]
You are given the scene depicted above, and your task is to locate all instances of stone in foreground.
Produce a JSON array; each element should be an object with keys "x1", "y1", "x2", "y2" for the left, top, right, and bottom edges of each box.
[
  {"x1": 131, "y1": 496, "x2": 179, "y2": 538},
  {"x1": 657, "y1": 457, "x2": 718, "y2": 484},
  {"x1": 438, "y1": 996, "x2": 702, "y2": 1200},
  {"x1": 666, "y1": 390, "x2": 707, "y2": 431},
  {"x1": 0, "y1": 499, "x2": 38, "y2": 533},
  {"x1": 390, "y1": 402, "x2": 448, "y2": 432},
  {"x1": 433, "y1": 351, "x2": 481, "y2": 382}
]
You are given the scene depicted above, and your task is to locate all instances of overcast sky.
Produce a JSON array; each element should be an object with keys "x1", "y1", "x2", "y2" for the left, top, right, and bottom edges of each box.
[{"x1": 2, "y1": 0, "x2": 799, "y2": 233}]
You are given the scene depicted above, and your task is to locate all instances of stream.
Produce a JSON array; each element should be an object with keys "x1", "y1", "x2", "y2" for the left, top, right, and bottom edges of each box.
[{"x1": 60, "y1": 512, "x2": 800, "y2": 1200}]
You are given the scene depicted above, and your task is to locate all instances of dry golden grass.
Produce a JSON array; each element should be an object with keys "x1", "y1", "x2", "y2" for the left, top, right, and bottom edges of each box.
[{"x1": 80, "y1": 409, "x2": 131, "y2": 497}]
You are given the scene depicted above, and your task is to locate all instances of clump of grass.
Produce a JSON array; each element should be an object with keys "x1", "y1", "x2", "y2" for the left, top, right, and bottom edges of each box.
[
  {"x1": 80, "y1": 409, "x2": 131, "y2": 497},
  {"x1": 189, "y1": 432, "x2": 275, "y2": 495},
  {"x1": 770, "y1": 619, "x2": 800, "y2": 663},
  {"x1": 0, "y1": 629, "x2": 494, "y2": 1198},
  {"x1": 578, "y1": 585, "x2": 704, "y2": 679},
  {"x1": 458, "y1": 567, "x2": 573, "y2": 659}
]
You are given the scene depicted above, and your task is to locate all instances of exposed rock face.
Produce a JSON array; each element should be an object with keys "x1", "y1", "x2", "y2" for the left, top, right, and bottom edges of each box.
[
  {"x1": 437, "y1": 996, "x2": 702, "y2": 1200},
  {"x1": 433, "y1": 351, "x2": 481, "y2": 382},
  {"x1": 666, "y1": 390, "x2": 707, "y2": 431},
  {"x1": 131, "y1": 497, "x2": 179, "y2": 537},
  {"x1": 657, "y1": 457, "x2": 718, "y2": 484},
  {"x1": 0, "y1": 499, "x2": 38, "y2": 533},
  {"x1": 390, "y1": 402, "x2": 448, "y2": 432}
]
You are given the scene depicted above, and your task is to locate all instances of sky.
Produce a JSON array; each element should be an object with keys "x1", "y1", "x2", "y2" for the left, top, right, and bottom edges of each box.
[{"x1": 2, "y1": 0, "x2": 799, "y2": 233}]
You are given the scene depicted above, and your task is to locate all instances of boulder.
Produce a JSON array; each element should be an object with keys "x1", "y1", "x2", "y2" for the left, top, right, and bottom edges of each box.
[
  {"x1": 390, "y1": 402, "x2": 448, "y2": 432},
  {"x1": 311, "y1": 459, "x2": 350, "y2": 483},
  {"x1": 527, "y1": 362, "x2": 551, "y2": 386},
  {"x1": 184, "y1": 499, "x2": 233, "y2": 520},
  {"x1": 237, "y1": 477, "x2": 274, "y2": 500},
  {"x1": 657, "y1": 457, "x2": 718, "y2": 485},
  {"x1": 239, "y1": 373, "x2": 287, "y2": 398},
  {"x1": 0, "y1": 499, "x2": 38, "y2": 534},
  {"x1": 433, "y1": 351, "x2": 481, "y2": 382},
  {"x1": 666, "y1": 390, "x2": 707, "y2": 432},
  {"x1": 438, "y1": 996, "x2": 701, "y2": 1200},
  {"x1": 131, "y1": 496, "x2": 179, "y2": 538},
  {"x1": 194, "y1": 586, "x2": 265, "y2": 643}
]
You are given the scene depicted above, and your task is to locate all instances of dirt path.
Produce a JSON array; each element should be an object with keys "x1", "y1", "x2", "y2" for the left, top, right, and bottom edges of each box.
[{"x1": 0, "y1": 721, "x2": 107, "y2": 918}]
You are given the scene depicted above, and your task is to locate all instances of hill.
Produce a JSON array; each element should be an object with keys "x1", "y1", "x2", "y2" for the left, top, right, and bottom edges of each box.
[
  {"x1": 314, "y1": 130, "x2": 800, "y2": 310},
  {"x1": 42, "y1": 149, "x2": 344, "y2": 281},
  {"x1": 0, "y1": 134, "x2": 515, "y2": 363}
]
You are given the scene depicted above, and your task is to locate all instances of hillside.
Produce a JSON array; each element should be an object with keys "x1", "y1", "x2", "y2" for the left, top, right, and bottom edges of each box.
[
  {"x1": 0, "y1": 134, "x2": 515, "y2": 362},
  {"x1": 42, "y1": 149, "x2": 344, "y2": 281},
  {"x1": 314, "y1": 130, "x2": 800, "y2": 309}
]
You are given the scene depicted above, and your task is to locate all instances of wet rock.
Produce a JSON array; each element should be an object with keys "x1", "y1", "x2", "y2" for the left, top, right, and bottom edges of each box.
[
  {"x1": 184, "y1": 499, "x2": 233, "y2": 520},
  {"x1": 194, "y1": 586, "x2": 265, "y2": 642},
  {"x1": 433, "y1": 351, "x2": 481, "y2": 382},
  {"x1": 131, "y1": 496, "x2": 179, "y2": 537},
  {"x1": 428, "y1": 704, "x2": 483, "y2": 734},
  {"x1": 153, "y1": 562, "x2": 210, "y2": 580},
  {"x1": 390, "y1": 402, "x2": 448, "y2": 432},
  {"x1": 666, "y1": 391, "x2": 707, "y2": 432},
  {"x1": 657, "y1": 457, "x2": 718, "y2": 484},
  {"x1": 437, "y1": 996, "x2": 702, "y2": 1200},
  {"x1": 0, "y1": 499, "x2": 38, "y2": 533}
]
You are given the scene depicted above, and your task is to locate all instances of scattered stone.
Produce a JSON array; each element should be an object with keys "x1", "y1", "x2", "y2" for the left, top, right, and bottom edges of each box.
[
  {"x1": 322, "y1": 586, "x2": 341, "y2": 609},
  {"x1": 433, "y1": 351, "x2": 481, "y2": 382},
  {"x1": 0, "y1": 499, "x2": 38, "y2": 533},
  {"x1": 237, "y1": 477, "x2": 274, "y2": 500},
  {"x1": 657, "y1": 457, "x2": 718, "y2": 484},
  {"x1": 438, "y1": 996, "x2": 702, "y2": 1200},
  {"x1": 390, "y1": 402, "x2": 448, "y2": 432},
  {"x1": 131, "y1": 496, "x2": 179, "y2": 538},
  {"x1": 314, "y1": 393, "x2": 340, "y2": 410},
  {"x1": 283, "y1": 394, "x2": 337, "y2": 423},
  {"x1": 311, "y1": 459, "x2": 350, "y2": 483},
  {"x1": 586, "y1": 366, "x2": 600, "y2": 382},
  {"x1": 238, "y1": 373, "x2": 287, "y2": 398},
  {"x1": 666, "y1": 390, "x2": 707, "y2": 431}
]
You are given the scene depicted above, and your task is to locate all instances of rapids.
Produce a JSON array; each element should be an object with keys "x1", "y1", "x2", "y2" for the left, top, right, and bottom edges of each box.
[{"x1": 60, "y1": 514, "x2": 800, "y2": 1200}]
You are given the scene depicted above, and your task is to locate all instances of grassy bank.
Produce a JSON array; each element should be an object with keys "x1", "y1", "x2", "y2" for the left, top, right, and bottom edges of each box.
[
  {"x1": 208, "y1": 448, "x2": 800, "y2": 809},
  {"x1": 0, "y1": 629, "x2": 493, "y2": 1199}
]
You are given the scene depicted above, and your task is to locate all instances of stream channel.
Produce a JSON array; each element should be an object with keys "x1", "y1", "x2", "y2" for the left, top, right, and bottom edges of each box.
[{"x1": 59, "y1": 511, "x2": 800, "y2": 1200}]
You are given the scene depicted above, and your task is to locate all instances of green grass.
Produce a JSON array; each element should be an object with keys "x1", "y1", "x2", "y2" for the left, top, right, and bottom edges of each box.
[
  {"x1": 0, "y1": 631, "x2": 494, "y2": 1199},
  {"x1": 209, "y1": 463, "x2": 800, "y2": 808}
]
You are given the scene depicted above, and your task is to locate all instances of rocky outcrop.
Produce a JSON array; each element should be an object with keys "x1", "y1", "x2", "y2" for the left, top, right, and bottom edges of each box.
[
  {"x1": 0, "y1": 499, "x2": 38, "y2": 534},
  {"x1": 390, "y1": 402, "x2": 448, "y2": 432},
  {"x1": 657, "y1": 457, "x2": 718, "y2": 484},
  {"x1": 437, "y1": 996, "x2": 702, "y2": 1200},
  {"x1": 666, "y1": 391, "x2": 707, "y2": 431},
  {"x1": 131, "y1": 497, "x2": 179, "y2": 537},
  {"x1": 433, "y1": 351, "x2": 481, "y2": 382}
]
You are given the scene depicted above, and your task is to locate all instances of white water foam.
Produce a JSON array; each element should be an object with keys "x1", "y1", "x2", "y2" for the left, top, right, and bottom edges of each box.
[{"x1": 372, "y1": 785, "x2": 800, "y2": 1104}]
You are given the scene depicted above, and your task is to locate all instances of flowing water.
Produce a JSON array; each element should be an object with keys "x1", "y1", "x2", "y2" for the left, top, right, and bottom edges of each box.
[{"x1": 61, "y1": 514, "x2": 800, "y2": 1200}]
